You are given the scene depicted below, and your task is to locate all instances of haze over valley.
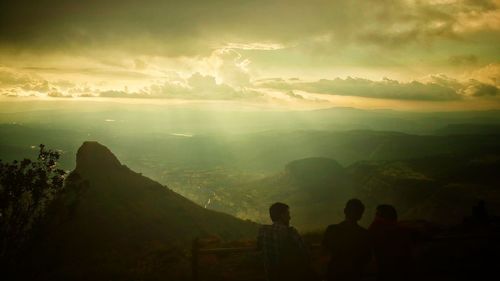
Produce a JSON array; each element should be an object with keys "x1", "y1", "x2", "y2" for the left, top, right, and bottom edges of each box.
[{"x1": 2, "y1": 102, "x2": 499, "y2": 231}]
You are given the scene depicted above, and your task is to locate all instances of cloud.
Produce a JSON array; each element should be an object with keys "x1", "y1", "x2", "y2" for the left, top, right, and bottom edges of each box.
[
  {"x1": 52, "y1": 80, "x2": 76, "y2": 89},
  {"x1": 0, "y1": 0, "x2": 498, "y2": 98},
  {"x1": 98, "y1": 72, "x2": 263, "y2": 100},
  {"x1": 259, "y1": 71, "x2": 500, "y2": 101},
  {"x1": 259, "y1": 76, "x2": 464, "y2": 101},
  {"x1": 0, "y1": 68, "x2": 41, "y2": 86},
  {"x1": 47, "y1": 91, "x2": 72, "y2": 98},
  {"x1": 0, "y1": 67, "x2": 100, "y2": 97},
  {"x1": 462, "y1": 80, "x2": 499, "y2": 96},
  {"x1": 0, "y1": 88, "x2": 20, "y2": 97},
  {"x1": 2, "y1": 60, "x2": 498, "y2": 104},
  {"x1": 211, "y1": 49, "x2": 251, "y2": 87},
  {"x1": 151, "y1": 72, "x2": 245, "y2": 99},
  {"x1": 22, "y1": 80, "x2": 51, "y2": 93},
  {"x1": 467, "y1": 63, "x2": 500, "y2": 85},
  {"x1": 0, "y1": 67, "x2": 54, "y2": 94},
  {"x1": 0, "y1": 65, "x2": 263, "y2": 100},
  {"x1": 98, "y1": 90, "x2": 145, "y2": 99}
]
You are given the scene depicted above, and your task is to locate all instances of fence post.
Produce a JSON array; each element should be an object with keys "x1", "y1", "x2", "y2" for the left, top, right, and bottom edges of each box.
[{"x1": 192, "y1": 237, "x2": 199, "y2": 281}]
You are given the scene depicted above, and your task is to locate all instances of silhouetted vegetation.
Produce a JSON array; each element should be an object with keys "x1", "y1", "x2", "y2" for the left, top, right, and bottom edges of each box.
[{"x1": 0, "y1": 145, "x2": 66, "y2": 270}]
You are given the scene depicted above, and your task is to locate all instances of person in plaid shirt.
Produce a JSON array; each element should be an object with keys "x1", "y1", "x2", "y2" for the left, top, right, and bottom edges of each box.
[{"x1": 257, "y1": 202, "x2": 317, "y2": 281}]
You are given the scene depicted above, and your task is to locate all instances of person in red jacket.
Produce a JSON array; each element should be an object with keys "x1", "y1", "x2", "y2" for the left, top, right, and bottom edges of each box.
[{"x1": 369, "y1": 204, "x2": 414, "y2": 281}]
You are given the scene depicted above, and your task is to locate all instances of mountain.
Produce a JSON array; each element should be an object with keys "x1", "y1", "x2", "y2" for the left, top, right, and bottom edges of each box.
[
  {"x1": 349, "y1": 152, "x2": 500, "y2": 225},
  {"x1": 348, "y1": 160, "x2": 441, "y2": 224},
  {"x1": 183, "y1": 153, "x2": 500, "y2": 231},
  {"x1": 285, "y1": 157, "x2": 346, "y2": 185},
  {"x1": 435, "y1": 123, "x2": 500, "y2": 136},
  {"x1": 209, "y1": 157, "x2": 357, "y2": 231},
  {"x1": 22, "y1": 141, "x2": 258, "y2": 281},
  {"x1": 2, "y1": 123, "x2": 500, "y2": 175}
]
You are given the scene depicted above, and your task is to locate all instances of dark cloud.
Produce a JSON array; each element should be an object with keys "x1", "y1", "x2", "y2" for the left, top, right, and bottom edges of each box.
[
  {"x1": 284, "y1": 90, "x2": 304, "y2": 99},
  {"x1": 2, "y1": 93, "x2": 19, "y2": 98},
  {"x1": 0, "y1": 0, "x2": 496, "y2": 57},
  {"x1": 254, "y1": 78, "x2": 287, "y2": 83},
  {"x1": 359, "y1": 23, "x2": 457, "y2": 47},
  {"x1": 465, "y1": 0, "x2": 499, "y2": 11},
  {"x1": 449, "y1": 54, "x2": 479, "y2": 66},
  {"x1": 21, "y1": 66, "x2": 154, "y2": 79}
]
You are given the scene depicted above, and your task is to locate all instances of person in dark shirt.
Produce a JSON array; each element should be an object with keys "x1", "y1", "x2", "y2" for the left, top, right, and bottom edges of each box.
[
  {"x1": 257, "y1": 202, "x2": 316, "y2": 281},
  {"x1": 472, "y1": 200, "x2": 489, "y2": 224},
  {"x1": 369, "y1": 204, "x2": 414, "y2": 281},
  {"x1": 322, "y1": 199, "x2": 372, "y2": 281}
]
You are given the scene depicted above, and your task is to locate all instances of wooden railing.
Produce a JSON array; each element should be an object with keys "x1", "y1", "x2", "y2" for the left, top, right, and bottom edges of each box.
[{"x1": 191, "y1": 239, "x2": 324, "y2": 281}]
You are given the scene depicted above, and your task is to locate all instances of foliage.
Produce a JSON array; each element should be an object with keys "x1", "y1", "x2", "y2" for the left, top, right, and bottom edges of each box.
[{"x1": 0, "y1": 144, "x2": 66, "y2": 261}]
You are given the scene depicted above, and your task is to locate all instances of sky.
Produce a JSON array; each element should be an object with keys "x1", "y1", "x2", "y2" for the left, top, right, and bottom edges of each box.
[{"x1": 0, "y1": 0, "x2": 499, "y2": 110}]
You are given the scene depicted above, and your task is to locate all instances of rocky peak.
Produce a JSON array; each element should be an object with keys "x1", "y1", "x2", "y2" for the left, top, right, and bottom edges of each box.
[{"x1": 75, "y1": 141, "x2": 123, "y2": 173}]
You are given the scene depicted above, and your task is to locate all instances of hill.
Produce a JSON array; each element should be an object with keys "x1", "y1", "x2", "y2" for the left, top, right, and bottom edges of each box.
[{"x1": 20, "y1": 141, "x2": 258, "y2": 281}]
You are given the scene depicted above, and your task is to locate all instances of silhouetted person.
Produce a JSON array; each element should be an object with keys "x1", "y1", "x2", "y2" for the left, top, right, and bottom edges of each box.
[
  {"x1": 472, "y1": 200, "x2": 489, "y2": 224},
  {"x1": 257, "y1": 202, "x2": 316, "y2": 281},
  {"x1": 322, "y1": 199, "x2": 371, "y2": 281},
  {"x1": 369, "y1": 204, "x2": 414, "y2": 281}
]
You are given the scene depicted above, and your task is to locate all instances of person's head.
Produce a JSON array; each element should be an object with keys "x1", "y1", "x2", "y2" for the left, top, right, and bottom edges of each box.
[
  {"x1": 344, "y1": 198, "x2": 365, "y2": 222},
  {"x1": 376, "y1": 204, "x2": 398, "y2": 221},
  {"x1": 269, "y1": 202, "x2": 290, "y2": 225},
  {"x1": 477, "y1": 200, "x2": 485, "y2": 208}
]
